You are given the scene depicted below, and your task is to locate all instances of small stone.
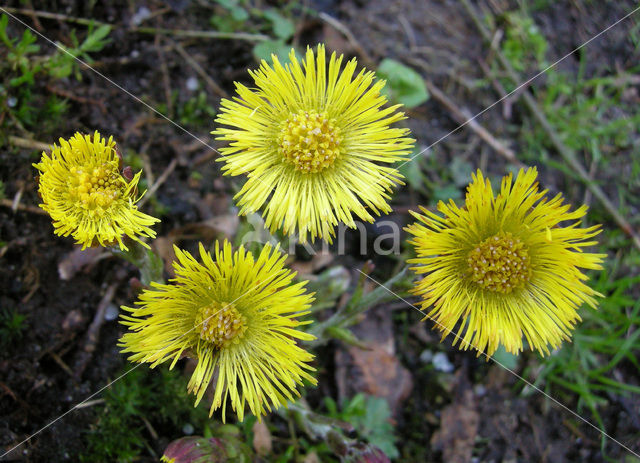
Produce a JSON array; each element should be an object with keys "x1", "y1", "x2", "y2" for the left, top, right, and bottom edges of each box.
[
  {"x1": 186, "y1": 77, "x2": 199, "y2": 91},
  {"x1": 419, "y1": 349, "x2": 434, "y2": 363},
  {"x1": 104, "y1": 303, "x2": 119, "y2": 321},
  {"x1": 131, "y1": 6, "x2": 151, "y2": 26},
  {"x1": 182, "y1": 423, "x2": 194, "y2": 435},
  {"x1": 432, "y1": 352, "x2": 454, "y2": 373}
]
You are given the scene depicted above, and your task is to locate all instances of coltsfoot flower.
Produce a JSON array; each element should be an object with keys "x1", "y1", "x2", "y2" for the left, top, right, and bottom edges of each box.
[
  {"x1": 406, "y1": 167, "x2": 605, "y2": 356},
  {"x1": 119, "y1": 241, "x2": 317, "y2": 421},
  {"x1": 214, "y1": 44, "x2": 414, "y2": 243},
  {"x1": 34, "y1": 131, "x2": 159, "y2": 250}
]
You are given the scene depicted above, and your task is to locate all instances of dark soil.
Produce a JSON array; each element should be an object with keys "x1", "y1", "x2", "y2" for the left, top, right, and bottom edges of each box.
[{"x1": 1, "y1": 0, "x2": 639, "y2": 462}]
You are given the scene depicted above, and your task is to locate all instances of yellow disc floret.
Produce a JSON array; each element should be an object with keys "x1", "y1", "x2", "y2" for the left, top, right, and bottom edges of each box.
[
  {"x1": 467, "y1": 232, "x2": 531, "y2": 293},
  {"x1": 69, "y1": 161, "x2": 124, "y2": 214},
  {"x1": 279, "y1": 110, "x2": 342, "y2": 173},
  {"x1": 194, "y1": 301, "x2": 247, "y2": 348}
]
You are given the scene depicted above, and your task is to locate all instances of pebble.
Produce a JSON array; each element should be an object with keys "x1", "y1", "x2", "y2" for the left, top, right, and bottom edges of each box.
[
  {"x1": 432, "y1": 352, "x2": 454, "y2": 373},
  {"x1": 182, "y1": 423, "x2": 194, "y2": 435},
  {"x1": 131, "y1": 6, "x2": 151, "y2": 26},
  {"x1": 186, "y1": 77, "x2": 199, "y2": 91},
  {"x1": 419, "y1": 349, "x2": 433, "y2": 363},
  {"x1": 104, "y1": 304, "x2": 119, "y2": 321}
]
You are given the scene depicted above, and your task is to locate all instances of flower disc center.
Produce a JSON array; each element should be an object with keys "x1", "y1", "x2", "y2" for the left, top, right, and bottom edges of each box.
[
  {"x1": 69, "y1": 161, "x2": 124, "y2": 212},
  {"x1": 194, "y1": 301, "x2": 247, "y2": 348},
  {"x1": 279, "y1": 110, "x2": 341, "y2": 173},
  {"x1": 467, "y1": 232, "x2": 531, "y2": 293}
]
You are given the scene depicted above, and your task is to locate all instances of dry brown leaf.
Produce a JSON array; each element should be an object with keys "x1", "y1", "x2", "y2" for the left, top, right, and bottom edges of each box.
[
  {"x1": 252, "y1": 420, "x2": 272, "y2": 456},
  {"x1": 430, "y1": 389, "x2": 479, "y2": 463},
  {"x1": 335, "y1": 308, "x2": 413, "y2": 417}
]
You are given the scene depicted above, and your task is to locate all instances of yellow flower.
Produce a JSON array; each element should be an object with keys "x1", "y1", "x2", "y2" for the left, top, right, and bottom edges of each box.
[
  {"x1": 119, "y1": 241, "x2": 317, "y2": 421},
  {"x1": 33, "y1": 131, "x2": 159, "y2": 250},
  {"x1": 406, "y1": 167, "x2": 605, "y2": 356},
  {"x1": 213, "y1": 44, "x2": 414, "y2": 243}
]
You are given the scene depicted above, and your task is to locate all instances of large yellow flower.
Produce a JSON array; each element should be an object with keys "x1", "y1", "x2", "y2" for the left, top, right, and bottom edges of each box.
[
  {"x1": 213, "y1": 44, "x2": 414, "y2": 243},
  {"x1": 119, "y1": 241, "x2": 316, "y2": 421},
  {"x1": 406, "y1": 167, "x2": 605, "y2": 356},
  {"x1": 34, "y1": 131, "x2": 158, "y2": 250}
]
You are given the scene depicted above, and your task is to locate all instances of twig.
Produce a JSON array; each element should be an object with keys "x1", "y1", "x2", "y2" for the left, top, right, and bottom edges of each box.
[
  {"x1": 409, "y1": 57, "x2": 522, "y2": 167},
  {"x1": 45, "y1": 84, "x2": 107, "y2": 114},
  {"x1": 172, "y1": 40, "x2": 229, "y2": 98},
  {"x1": 8, "y1": 135, "x2": 49, "y2": 152},
  {"x1": 398, "y1": 14, "x2": 417, "y2": 52},
  {"x1": 427, "y1": 79, "x2": 522, "y2": 166},
  {"x1": 317, "y1": 12, "x2": 374, "y2": 67},
  {"x1": 155, "y1": 35, "x2": 174, "y2": 118},
  {"x1": 48, "y1": 351, "x2": 74, "y2": 377},
  {"x1": 0, "y1": 199, "x2": 47, "y2": 215},
  {"x1": 1, "y1": 7, "x2": 269, "y2": 42},
  {"x1": 138, "y1": 158, "x2": 178, "y2": 207},
  {"x1": 74, "y1": 398, "x2": 105, "y2": 409},
  {"x1": 139, "y1": 141, "x2": 155, "y2": 187},
  {"x1": 73, "y1": 282, "x2": 118, "y2": 379},
  {"x1": 461, "y1": 0, "x2": 640, "y2": 251},
  {"x1": 133, "y1": 26, "x2": 269, "y2": 42}
]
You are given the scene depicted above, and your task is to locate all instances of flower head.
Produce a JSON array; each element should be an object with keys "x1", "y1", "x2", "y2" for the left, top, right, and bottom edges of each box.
[
  {"x1": 213, "y1": 44, "x2": 414, "y2": 243},
  {"x1": 34, "y1": 131, "x2": 158, "y2": 250},
  {"x1": 406, "y1": 167, "x2": 605, "y2": 356},
  {"x1": 119, "y1": 240, "x2": 317, "y2": 421}
]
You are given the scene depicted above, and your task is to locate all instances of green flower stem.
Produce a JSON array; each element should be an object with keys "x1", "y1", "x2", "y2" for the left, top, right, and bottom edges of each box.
[
  {"x1": 113, "y1": 240, "x2": 164, "y2": 286},
  {"x1": 308, "y1": 266, "x2": 411, "y2": 347},
  {"x1": 279, "y1": 401, "x2": 355, "y2": 456}
]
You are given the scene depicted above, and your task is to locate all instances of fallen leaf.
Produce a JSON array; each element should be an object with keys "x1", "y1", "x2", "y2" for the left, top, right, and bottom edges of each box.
[
  {"x1": 430, "y1": 388, "x2": 479, "y2": 463},
  {"x1": 335, "y1": 308, "x2": 413, "y2": 417},
  {"x1": 252, "y1": 420, "x2": 272, "y2": 456}
]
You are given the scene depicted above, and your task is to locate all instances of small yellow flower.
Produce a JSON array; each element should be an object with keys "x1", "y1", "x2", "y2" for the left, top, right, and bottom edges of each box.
[
  {"x1": 119, "y1": 241, "x2": 317, "y2": 421},
  {"x1": 406, "y1": 167, "x2": 605, "y2": 356},
  {"x1": 213, "y1": 44, "x2": 414, "y2": 243},
  {"x1": 33, "y1": 131, "x2": 159, "y2": 250}
]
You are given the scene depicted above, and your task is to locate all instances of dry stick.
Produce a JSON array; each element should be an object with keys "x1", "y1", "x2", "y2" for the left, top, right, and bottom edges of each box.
[
  {"x1": 317, "y1": 12, "x2": 375, "y2": 67},
  {"x1": 8, "y1": 135, "x2": 49, "y2": 152},
  {"x1": 1, "y1": 6, "x2": 269, "y2": 42},
  {"x1": 408, "y1": 57, "x2": 523, "y2": 167},
  {"x1": 73, "y1": 282, "x2": 118, "y2": 379},
  {"x1": 138, "y1": 157, "x2": 178, "y2": 208},
  {"x1": 155, "y1": 35, "x2": 174, "y2": 118},
  {"x1": 172, "y1": 40, "x2": 230, "y2": 98},
  {"x1": 0, "y1": 198, "x2": 47, "y2": 215},
  {"x1": 461, "y1": 0, "x2": 640, "y2": 252}
]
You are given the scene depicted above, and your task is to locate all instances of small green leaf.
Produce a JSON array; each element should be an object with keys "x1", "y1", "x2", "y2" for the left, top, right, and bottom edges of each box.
[
  {"x1": 376, "y1": 58, "x2": 429, "y2": 108},
  {"x1": 230, "y1": 6, "x2": 249, "y2": 22},
  {"x1": 263, "y1": 9, "x2": 295, "y2": 40},
  {"x1": 397, "y1": 156, "x2": 423, "y2": 191},
  {"x1": 491, "y1": 345, "x2": 519, "y2": 370},
  {"x1": 252, "y1": 40, "x2": 296, "y2": 65},
  {"x1": 449, "y1": 157, "x2": 474, "y2": 187}
]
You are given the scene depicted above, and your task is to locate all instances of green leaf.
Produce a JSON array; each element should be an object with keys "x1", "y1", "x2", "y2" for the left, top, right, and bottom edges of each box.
[
  {"x1": 397, "y1": 154, "x2": 424, "y2": 191},
  {"x1": 252, "y1": 40, "x2": 296, "y2": 65},
  {"x1": 80, "y1": 23, "x2": 111, "y2": 54},
  {"x1": 230, "y1": 6, "x2": 249, "y2": 22},
  {"x1": 449, "y1": 157, "x2": 474, "y2": 187},
  {"x1": 263, "y1": 9, "x2": 295, "y2": 40},
  {"x1": 376, "y1": 58, "x2": 429, "y2": 108},
  {"x1": 491, "y1": 345, "x2": 519, "y2": 370},
  {"x1": 0, "y1": 14, "x2": 12, "y2": 48}
]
